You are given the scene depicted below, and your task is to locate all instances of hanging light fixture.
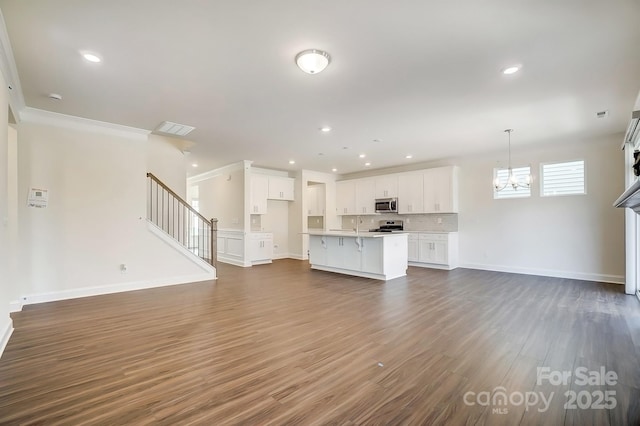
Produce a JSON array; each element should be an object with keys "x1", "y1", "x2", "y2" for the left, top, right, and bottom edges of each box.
[
  {"x1": 494, "y1": 129, "x2": 532, "y2": 191},
  {"x1": 295, "y1": 49, "x2": 331, "y2": 74}
]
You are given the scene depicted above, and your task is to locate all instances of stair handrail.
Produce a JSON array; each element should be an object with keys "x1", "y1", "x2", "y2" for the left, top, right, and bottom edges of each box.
[
  {"x1": 147, "y1": 172, "x2": 210, "y2": 225},
  {"x1": 146, "y1": 172, "x2": 218, "y2": 267}
]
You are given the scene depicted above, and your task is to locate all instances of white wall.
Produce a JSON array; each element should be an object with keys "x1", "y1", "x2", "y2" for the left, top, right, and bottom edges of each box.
[
  {"x1": 457, "y1": 134, "x2": 624, "y2": 282},
  {"x1": 15, "y1": 120, "x2": 213, "y2": 304},
  {"x1": 191, "y1": 163, "x2": 245, "y2": 230},
  {"x1": 147, "y1": 134, "x2": 188, "y2": 199},
  {"x1": 0, "y1": 70, "x2": 11, "y2": 351}
]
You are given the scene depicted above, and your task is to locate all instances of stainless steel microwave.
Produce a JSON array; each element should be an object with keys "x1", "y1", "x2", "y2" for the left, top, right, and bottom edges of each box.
[{"x1": 375, "y1": 198, "x2": 398, "y2": 213}]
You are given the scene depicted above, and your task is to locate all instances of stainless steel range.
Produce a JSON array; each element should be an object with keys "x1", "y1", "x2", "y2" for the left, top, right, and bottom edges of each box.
[{"x1": 369, "y1": 220, "x2": 404, "y2": 232}]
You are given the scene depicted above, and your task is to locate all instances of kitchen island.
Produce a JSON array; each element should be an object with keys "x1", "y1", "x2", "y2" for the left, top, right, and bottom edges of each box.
[{"x1": 308, "y1": 231, "x2": 408, "y2": 280}]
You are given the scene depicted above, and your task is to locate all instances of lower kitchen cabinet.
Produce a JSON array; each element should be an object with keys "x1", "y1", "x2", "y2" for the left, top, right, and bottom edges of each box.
[
  {"x1": 409, "y1": 232, "x2": 458, "y2": 270},
  {"x1": 308, "y1": 233, "x2": 408, "y2": 280},
  {"x1": 250, "y1": 233, "x2": 273, "y2": 265}
]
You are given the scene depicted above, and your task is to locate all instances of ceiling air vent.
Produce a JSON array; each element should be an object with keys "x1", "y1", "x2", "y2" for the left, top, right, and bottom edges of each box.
[
  {"x1": 621, "y1": 110, "x2": 640, "y2": 150},
  {"x1": 596, "y1": 110, "x2": 608, "y2": 118},
  {"x1": 154, "y1": 121, "x2": 195, "y2": 137}
]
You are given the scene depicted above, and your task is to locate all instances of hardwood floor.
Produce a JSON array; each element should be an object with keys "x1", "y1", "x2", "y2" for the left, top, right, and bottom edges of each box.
[{"x1": 1, "y1": 260, "x2": 639, "y2": 425}]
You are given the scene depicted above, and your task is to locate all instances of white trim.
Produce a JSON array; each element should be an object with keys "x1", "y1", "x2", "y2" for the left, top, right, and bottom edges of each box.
[
  {"x1": 287, "y1": 253, "x2": 306, "y2": 260},
  {"x1": 187, "y1": 160, "x2": 250, "y2": 184},
  {"x1": 0, "y1": 9, "x2": 26, "y2": 117},
  {"x1": 311, "y1": 264, "x2": 406, "y2": 281},
  {"x1": 408, "y1": 262, "x2": 456, "y2": 271},
  {"x1": 146, "y1": 220, "x2": 216, "y2": 274},
  {"x1": 272, "y1": 253, "x2": 290, "y2": 260},
  {"x1": 9, "y1": 300, "x2": 22, "y2": 313},
  {"x1": 19, "y1": 107, "x2": 150, "y2": 141},
  {"x1": 19, "y1": 273, "x2": 215, "y2": 306},
  {"x1": 459, "y1": 262, "x2": 624, "y2": 284},
  {"x1": 217, "y1": 255, "x2": 249, "y2": 267},
  {"x1": 0, "y1": 320, "x2": 14, "y2": 359}
]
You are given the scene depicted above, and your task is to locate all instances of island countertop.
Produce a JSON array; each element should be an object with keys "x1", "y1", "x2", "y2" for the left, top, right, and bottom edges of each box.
[{"x1": 306, "y1": 230, "x2": 408, "y2": 238}]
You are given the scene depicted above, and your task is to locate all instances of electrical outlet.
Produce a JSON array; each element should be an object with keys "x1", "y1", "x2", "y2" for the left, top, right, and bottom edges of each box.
[
  {"x1": 120, "y1": 263, "x2": 127, "y2": 273},
  {"x1": 351, "y1": 219, "x2": 354, "y2": 224},
  {"x1": 316, "y1": 218, "x2": 320, "y2": 224},
  {"x1": 406, "y1": 218, "x2": 410, "y2": 223},
  {"x1": 437, "y1": 217, "x2": 443, "y2": 224}
]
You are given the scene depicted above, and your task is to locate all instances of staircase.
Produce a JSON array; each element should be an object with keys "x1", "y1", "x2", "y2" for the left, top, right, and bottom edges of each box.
[{"x1": 147, "y1": 173, "x2": 218, "y2": 267}]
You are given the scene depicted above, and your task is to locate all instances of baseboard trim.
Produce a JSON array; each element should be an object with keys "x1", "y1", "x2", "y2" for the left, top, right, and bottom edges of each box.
[
  {"x1": 287, "y1": 253, "x2": 305, "y2": 261},
  {"x1": 19, "y1": 273, "x2": 216, "y2": 306},
  {"x1": 217, "y1": 255, "x2": 248, "y2": 267},
  {"x1": 408, "y1": 261, "x2": 457, "y2": 271},
  {"x1": 0, "y1": 319, "x2": 14, "y2": 359},
  {"x1": 8, "y1": 300, "x2": 22, "y2": 313},
  {"x1": 459, "y1": 262, "x2": 625, "y2": 284}
]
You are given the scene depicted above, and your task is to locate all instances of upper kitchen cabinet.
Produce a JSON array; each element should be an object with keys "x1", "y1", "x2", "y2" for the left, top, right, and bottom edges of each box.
[
  {"x1": 375, "y1": 175, "x2": 399, "y2": 199},
  {"x1": 250, "y1": 174, "x2": 268, "y2": 214},
  {"x1": 307, "y1": 184, "x2": 325, "y2": 216},
  {"x1": 355, "y1": 178, "x2": 376, "y2": 215},
  {"x1": 336, "y1": 180, "x2": 357, "y2": 215},
  {"x1": 268, "y1": 176, "x2": 295, "y2": 201},
  {"x1": 423, "y1": 166, "x2": 459, "y2": 213},
  {"x1": 398, "y1": 172, "x2": 424, "y2": 214}
]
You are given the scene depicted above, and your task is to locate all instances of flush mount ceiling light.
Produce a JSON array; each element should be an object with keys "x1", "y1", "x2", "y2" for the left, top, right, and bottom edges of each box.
[
  {"x1": 494, "y1": 129, "x2": 531, "y2": 191},
  {"x1": 289, "y1": 160, "x2": 296, "y2": 165},
  {"x1": 359, "y1": 154, "x2": 366, "y2": 158},
  {"x1": 364, "y1": 162, "x2": 371, "y2": 167},
  {"x1": 296, "y1": 49, "x2": 331, "y2": 74},
  {"x1": 81, "y1": 52, "x2": 102, "y2": 63},
  {"x1": 332, "y1": 168, "x2": 338, "y2": 172},
  {"x1": 320, "y1": 126, "x2": 332, "y2": 132},
  {"x1": 405, "y1": 154, "x2": 413, "y2": 159},
  {"x1": 502, "y1": 65, "x2": 521, "y2": 75}
]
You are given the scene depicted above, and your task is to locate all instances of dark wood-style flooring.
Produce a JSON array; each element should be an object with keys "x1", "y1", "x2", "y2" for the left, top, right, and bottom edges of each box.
[{"x1": 1, "y1": 260, "x2": 639, "y2": 425}]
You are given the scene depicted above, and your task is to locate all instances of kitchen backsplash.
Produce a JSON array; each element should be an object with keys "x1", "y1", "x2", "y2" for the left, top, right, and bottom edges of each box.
[
  {"x1": 341, "y1": 213, "x2": 458, "y2": 232},
  {"x1": 308, "y1": 216, "x2": 324, "y2": 229}
]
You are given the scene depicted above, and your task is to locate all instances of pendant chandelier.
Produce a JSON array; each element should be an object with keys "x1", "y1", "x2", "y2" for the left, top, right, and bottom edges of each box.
[{"x1": 494, "y1": 129, "x2": 532, "y2": 191}]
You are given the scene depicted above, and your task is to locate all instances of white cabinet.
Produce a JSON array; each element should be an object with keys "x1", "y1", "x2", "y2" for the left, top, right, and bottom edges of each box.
[
  {"x1": 308, "y1": 234, "x2": 408, "y2": 280},
  {"x1": 423, "y1": 166, "x2": 458, "y2": 213},
  {"x1": 326, "y1": 236, "x2": 362, "y2": 270},
  {"x1": 411, "y1": 232, "x2": 458, "y2": 270},
  {"x1": 398, "y1": 172, "x2": 424, "y2": 214},
  {"x1": 308, "y1": 234, "x2": 327, "y2": 265},
  {"x1": 307, "y1": 185, "x2": 325, "y2": 216},
  {"x1": 336, "y1": 180, "x2": 357, "y2": 215},
  {"x1": 250, "y1": 233, "x2": 273, "y2": 265},
  {"x1": 407, "y1": 234, "x2": 419, "y2": 262},
  {"x1": 360, "y1": 237, "x2": 383, "y2": 274},
  {"x1": 355, "y1": 178, "x2": 376, "y2": 215},
  {"x1": 375, "y1": 175, "x2": 399, "y2": 198},
  {"x1": 250, "y1": 174, "x2": 268, "y2": 214},
  {"x1": 268, "y1": 176, "x2": 294, "y2": 200}
]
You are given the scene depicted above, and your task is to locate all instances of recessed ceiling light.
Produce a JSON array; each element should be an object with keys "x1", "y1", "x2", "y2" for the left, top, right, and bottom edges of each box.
[
  {"x1": 320, "y1": 126, "x2": 332, "y2": 132},
  {"x1": 82, "y1": 52, "x2": 102, "y2": 63},
  {"x1": 289, "y1": 160, "x2": 295, "y2": 164},
  {"x1": 332, "y1": 168, "x2": 337, "y2": 172},
  {"x1": 191, "y1": 163, "x2": 198, "y2": 168},
  {"x1": 364, "y1": 162, "x2": 371, "y2": 167},
  {"x1": 502, "y1": 65, "x2": 521, "y2": 75},
  {"x1": 295, "y1": 49, "x2": 331, "y2": 74},
  {"x1": 405, "y1": 154, "x2": 413, "y2": 159},
  {"x1": 359, "y1": 154, "x2": 366, "y2": 158}
]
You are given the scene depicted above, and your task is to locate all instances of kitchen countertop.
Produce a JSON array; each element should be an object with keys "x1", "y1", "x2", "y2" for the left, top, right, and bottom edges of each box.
[{"x1": 307, "y1": 231, "x2": 408, "y2": 238}]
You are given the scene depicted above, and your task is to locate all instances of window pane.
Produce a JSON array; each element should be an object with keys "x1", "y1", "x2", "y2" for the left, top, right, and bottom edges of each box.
[
  {"x1": 541, "y1": 160, "x2": 585, "y2": 196},
  {"x1": 493, "y1": 166, "x2": 531, "y2": 199}
]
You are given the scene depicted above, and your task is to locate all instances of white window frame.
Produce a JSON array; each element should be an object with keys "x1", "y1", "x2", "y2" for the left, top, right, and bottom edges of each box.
[
  {"x1": 540, "y1": 160, "x2": 586, "y2": 197},
  {"x1": 493, "y1": 166, "x2": 532, "y2": 199}
]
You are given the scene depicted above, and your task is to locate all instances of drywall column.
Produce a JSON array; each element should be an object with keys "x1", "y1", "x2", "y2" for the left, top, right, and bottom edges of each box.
[{"x1": 624, "y1": 144, "x2": 637, "y2": 295}]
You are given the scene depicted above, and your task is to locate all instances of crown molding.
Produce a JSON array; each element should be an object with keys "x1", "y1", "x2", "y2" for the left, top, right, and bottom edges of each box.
[
  {"x1": 187, "y1": 160, "x2": 251, "y2": 184},
  {"x1": 19, "y1": 107, "x2": 150, "y2": 140},
  {"x1": 0, "y1": 9, "x2": 26, "y2": 118}
]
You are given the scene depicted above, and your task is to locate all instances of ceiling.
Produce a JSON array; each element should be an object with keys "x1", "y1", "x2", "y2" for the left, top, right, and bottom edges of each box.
[{"x1": 1, "y1": 0, "x2": 639, "y2": 175}]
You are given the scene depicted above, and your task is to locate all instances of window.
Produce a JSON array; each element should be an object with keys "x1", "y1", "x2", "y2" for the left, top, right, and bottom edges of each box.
[
  {"x1": 541, "y1": 160, "x2": 585, "y2": 197},
  {"x1": 493, "y1": 166, "x2": 531, "y2": 199}
]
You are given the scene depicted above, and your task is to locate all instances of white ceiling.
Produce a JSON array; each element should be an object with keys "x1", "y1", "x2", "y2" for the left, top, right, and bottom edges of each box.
[{"x1": 1, "y1": 0, "x2": 639, "y2": 175}]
